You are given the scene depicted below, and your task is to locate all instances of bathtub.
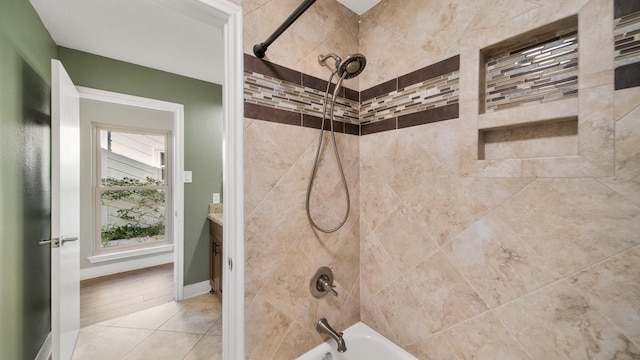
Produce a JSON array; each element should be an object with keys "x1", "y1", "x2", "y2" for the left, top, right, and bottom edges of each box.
[{"x1": 296, "y1": 322, "x2": 417, "y2": 360}]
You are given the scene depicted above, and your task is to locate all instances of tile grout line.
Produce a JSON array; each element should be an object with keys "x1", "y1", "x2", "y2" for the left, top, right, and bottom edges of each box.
[{"x1": 562, "y1": 249, "x2": 640, "y2": 352}]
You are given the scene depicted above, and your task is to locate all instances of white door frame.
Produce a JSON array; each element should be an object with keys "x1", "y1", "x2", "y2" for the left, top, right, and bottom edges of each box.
[
  {"x1": 77, "y1": 86, "x2": 186, "y2": 300},
  {"x1": 201, "y1": 1, "x2": 245, "y2": 359}
]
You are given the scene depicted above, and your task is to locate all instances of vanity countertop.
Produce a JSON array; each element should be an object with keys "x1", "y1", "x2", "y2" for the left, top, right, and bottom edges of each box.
[{"x1": 208, "y1": 203, "x2": 223, "y2": 226}]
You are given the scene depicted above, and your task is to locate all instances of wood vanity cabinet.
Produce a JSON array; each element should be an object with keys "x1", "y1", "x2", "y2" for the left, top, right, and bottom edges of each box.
[{"x1": 209, "y1": 219, "x2": 223, "y2": 303}]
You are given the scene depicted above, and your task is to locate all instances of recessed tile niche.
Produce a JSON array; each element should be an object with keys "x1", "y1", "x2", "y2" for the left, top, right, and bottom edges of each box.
[
  {"x1": 460, "y1": 7, "x2": 615, "y2": 178},
  {"x1": 478, "y1": 16, "x2": 579, "y2": 161}
]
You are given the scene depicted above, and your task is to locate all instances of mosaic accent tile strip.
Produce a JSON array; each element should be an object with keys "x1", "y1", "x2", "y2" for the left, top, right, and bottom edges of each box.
[
  {"x1": 360, "y1": 71, "x2": 459, "y2": 125},
  {"x1": 243, "y1": 53, "x2": 460, "y2": 135},
  {"x1": 614, "y1": 10, "x2": 640, "y2": 90},
  {"x1": 484, "y1": 28, "x2": 579, "y2": 113},
  {"x1": 614, "y1": 11, "x2": 640, "y2": 68},
  {"x1": 244, "y1": 71, "x2": 360, "y2": 125}
]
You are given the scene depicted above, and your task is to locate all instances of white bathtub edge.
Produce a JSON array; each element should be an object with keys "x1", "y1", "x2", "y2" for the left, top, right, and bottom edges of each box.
[{"x1": 296, "y1": 321, "x2": 417, "y2": 360}]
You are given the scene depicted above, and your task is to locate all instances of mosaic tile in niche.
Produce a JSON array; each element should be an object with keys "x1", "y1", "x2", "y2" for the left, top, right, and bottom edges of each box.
[{"x1": 484, "y1": 24, "x2": 579, "y2": 113}]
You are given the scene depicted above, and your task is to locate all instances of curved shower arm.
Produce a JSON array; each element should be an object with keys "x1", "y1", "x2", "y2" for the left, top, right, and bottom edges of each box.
[{"x1": 253, "y1": 0, "x2": 317, "y2": 59}]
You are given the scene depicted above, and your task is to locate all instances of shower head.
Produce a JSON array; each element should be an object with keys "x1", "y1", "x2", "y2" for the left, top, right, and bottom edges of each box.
[{"x1": 338, "y1": 54, "x2": 366, "y2": 79}]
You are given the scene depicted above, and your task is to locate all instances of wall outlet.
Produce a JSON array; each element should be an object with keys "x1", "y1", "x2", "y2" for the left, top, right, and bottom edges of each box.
[
  {"x1": 184, "y1": 171, "x2": 192, "y2": 183},
  {"x1": 213, "y1": 193, "x2": 220, "y2": 204}
]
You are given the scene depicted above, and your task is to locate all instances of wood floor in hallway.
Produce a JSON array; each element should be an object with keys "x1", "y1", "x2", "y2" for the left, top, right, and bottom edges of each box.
[{"x1": 80, "y1": 263, "x2": 174, "y2": 327}]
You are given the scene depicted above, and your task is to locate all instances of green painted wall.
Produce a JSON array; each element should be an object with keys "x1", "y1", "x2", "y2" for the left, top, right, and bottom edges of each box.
[
  {"x1": 57, "y1": 47, "x2": 223, "y2": 286},
  {"x1": 0, "y1": 0, "x2": 57, "y2": 358}
]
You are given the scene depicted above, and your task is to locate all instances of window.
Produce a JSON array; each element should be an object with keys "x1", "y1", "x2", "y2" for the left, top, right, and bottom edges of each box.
[{"x1": 95, "y1": 127, "x2": 171, "y2": 252}]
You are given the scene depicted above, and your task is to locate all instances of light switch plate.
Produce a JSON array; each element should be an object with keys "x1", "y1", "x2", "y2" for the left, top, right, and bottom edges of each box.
[{"x1": 184, "y1": 171, "x2": 192, "y2": 183}]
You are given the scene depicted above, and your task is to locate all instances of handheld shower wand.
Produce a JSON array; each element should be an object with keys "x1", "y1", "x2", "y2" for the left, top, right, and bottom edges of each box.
[{"x1": 306, "y1": 53, "x2": 367, "y2": 233}]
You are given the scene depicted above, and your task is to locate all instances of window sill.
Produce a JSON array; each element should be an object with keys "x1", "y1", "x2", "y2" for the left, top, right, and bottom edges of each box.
[{"x1": 88, "y1": 244, "x2": 174, "y2": 263}]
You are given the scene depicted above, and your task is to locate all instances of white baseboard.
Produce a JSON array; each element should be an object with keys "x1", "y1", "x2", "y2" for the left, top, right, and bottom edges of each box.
[
  {"x1": 35, "y1": 332, "x2": 52, "y2": 360},
  {"x1": 80, "y1": 253, "x2": 173, "y2": 280},
  {"x1": 183, "y1": 280, "x2": 211, "y2": 299}
]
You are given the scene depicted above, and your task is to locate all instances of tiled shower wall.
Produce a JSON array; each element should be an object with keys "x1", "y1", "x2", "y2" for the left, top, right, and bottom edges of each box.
[
  {"x1": 359, "y1": 0, "x2": 640, "y2": 359},
  {"x1": 242, "y1": 1, "x2": 361, "y2": 359},
  {"x1": 243, "y1": 0, "x2": 640, "y2": 359}
]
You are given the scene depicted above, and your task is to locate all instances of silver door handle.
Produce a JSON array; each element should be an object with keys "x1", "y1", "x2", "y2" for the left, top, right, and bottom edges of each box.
[{"x1": 39, "y1": 236, "x2": 78, "y2": 248}]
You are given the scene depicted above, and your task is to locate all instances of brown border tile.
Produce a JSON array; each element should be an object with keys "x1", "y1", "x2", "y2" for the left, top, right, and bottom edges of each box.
[
  {"x1": 244, "y1": 103, "x2": 301, "y2": 126},
  {"x1": 244, "y1": 53, "x2": 301, "y2": 85},
  {"x1": 330, "y1": 120, "x2": 345, "y2": 133},
  {"x1": 361, "y1": 79, "x2": 397, "y2": 101},
  {"x1": 344, "y1": 123, "x2": 360, "y2": 136},
  {"x1": 302, "y1": 114, "x2": 345, "y2": 132},
  {"x1": 398, "y1": 55, "x2": 460, "y2": 89},
  {"x1": 397, "y1": 103, "x2": 459, "y2": 129},
  {"x1": 615, "y1": 62, "x2": 640, "y2": 90},
  {"x1": 302, "y1": 74, "x2": 338, "y2": 94},
  {"x1": 361, "y1": 117, "x2": 397, "y2": 135},
  {"x1": 302, "y1": 114, "x2": 324, "y2": 129},
  {"x1": 615, "y1": 0, "x2": 640, "y2": 19},
  {"x1": 344, "y1": 88, "x2": 359, "y2": 102}
]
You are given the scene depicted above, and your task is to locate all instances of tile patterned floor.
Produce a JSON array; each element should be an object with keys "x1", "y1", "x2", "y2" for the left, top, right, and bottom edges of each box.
[{"x1": 72, "y1": 294, "x2": 222, "y2": 359}]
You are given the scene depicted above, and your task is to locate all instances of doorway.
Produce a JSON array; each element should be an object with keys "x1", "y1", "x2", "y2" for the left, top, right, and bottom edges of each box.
[
  {"x1": 77, "y1": 88, "x2": 184, "y2": 305},
  {"x1": 30, "y1": 0, "x2": 245, "y2": 358}
]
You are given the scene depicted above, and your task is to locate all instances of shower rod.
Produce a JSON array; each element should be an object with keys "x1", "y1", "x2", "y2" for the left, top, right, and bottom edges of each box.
[{"x1": 253, "y1": 0, "x2": 317, "y2": 59}]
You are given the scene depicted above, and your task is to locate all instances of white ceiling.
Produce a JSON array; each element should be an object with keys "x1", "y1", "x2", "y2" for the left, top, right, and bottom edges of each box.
[
  {"x1": 337, "y1": 0, "x2": 382, "y2": 15},
  {"x1": 30, "y1": 0, "x2": 382, "y2": 85},
  {"x1": 30, "y1": 0, "x2": 225, "y2": 85}
]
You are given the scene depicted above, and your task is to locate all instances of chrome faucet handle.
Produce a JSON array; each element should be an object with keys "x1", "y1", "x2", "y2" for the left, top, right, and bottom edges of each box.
[
  {"x1": 319, "y1": 278, "x2": 338, "y2": 296},
  {"x1": 311, "y1": 267, "x2": 339, "y2": 298}
]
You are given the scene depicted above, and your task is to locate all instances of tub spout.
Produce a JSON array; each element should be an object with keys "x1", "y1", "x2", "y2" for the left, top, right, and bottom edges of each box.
[{"x1": 317, "y1": 318, "x2": 347, "y2": 352}]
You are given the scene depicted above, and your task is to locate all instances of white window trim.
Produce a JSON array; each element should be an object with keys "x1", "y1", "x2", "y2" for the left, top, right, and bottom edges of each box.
[
  {"x1": 94, "y1": 125, "x2": 172, "y2": 255},
  {"x1": 87, "y1": 244, "x2": 174, "y2": 263}
]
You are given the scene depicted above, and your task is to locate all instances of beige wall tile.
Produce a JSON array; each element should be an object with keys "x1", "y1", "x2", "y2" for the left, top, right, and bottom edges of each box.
[
  {"x1": 403, "y1": 251, "x2": 489, "y2": 330},
  {"x1": 578, "y1": 0, "x2": 614, "y2": 77},
  {"x1": 257, "y1": 244, "x2": 316, "y2": 316},
  {"x1": 578, "y1": 84, "x2": 615, "y2": 175},
  {"x1": 404, "y1": 332, "x2": 460, "y2": 360},
  {"x1": 374, "y1": 278, "x2": 438, "y2": 347},
  {"x1": 243, "y1": 120, "x2": 315, "y2": 216},
  {"x1": 271, "y1": 321, "x2": 322, "y2": 359},
  {"x1": 600, "y1": 89, "x2": 640, "y2": 206},
  {"x1": 491, "y1": 178, "x2": 640, "y2": 276},
  {"x1": 442, "y1": 312, "x2": 532, "y2": 360},
  {"x1": 359, "y1": 163, "x2": 402, "y2": 231},
  {"x1": 360, "y1": 228, "x2": 401, "y2": 294},
  {"x1": 360, "y1": 282, "x2": 398, "y2": 343},
  {"x1": 614, "y1": 87, "x2": 640, "y2": 121},
  {"x1": 372, "y1": 204, "x2": 439, "y2": 273},
  {"x1": 570, "y1": 246, "x2": 640, "y2": 346},
  {"x1": 495, "y1": 280, "x2": 640, "y2": 359},
  {"x1": 399, "y1": 174, "x2": 496, "y2": 245},
  {"x1": 244, "y1": 295, "x2": 294, "y2": 359},
  {"x1": 482, "y1": 121, "x2": 579, "y2": 160},
  {"x1": 445, "y1": 214, "x2": 560, "y2": 308}
]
